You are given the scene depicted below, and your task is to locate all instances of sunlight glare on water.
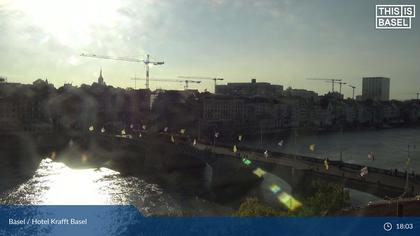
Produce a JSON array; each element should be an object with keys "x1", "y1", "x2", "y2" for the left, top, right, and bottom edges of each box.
[
  {"x1": 40, "y1": 159, "x2": 111, "y2": 205},
  {"x1": 1, "y1": 158, "x2": 169, "y2": 212},
  {"x1": 0, "y1": 158, "x2": 234, "y2": 216}
]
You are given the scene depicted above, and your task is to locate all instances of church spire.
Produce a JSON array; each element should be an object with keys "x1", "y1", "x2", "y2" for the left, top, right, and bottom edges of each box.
[{"x1": 98, "y1": 67, "x2": 105, "y2": 85}]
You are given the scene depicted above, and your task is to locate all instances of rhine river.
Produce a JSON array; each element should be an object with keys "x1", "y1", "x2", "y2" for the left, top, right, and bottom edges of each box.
[
  {"x1": 245, "y1": 127, "x2": 420, "y2": 173},
  {"x1": 1, "y1": 128, "x2": 418, "y2": 214},
  {"x1": 0, "y1": 158, "x2": 232, "y2": 216}
]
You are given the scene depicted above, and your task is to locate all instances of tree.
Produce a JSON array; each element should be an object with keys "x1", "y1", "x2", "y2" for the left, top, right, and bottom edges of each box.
[
  {"x1": 233, "y1": 198, "x2": 286, "y2": 216},
  {"x1": 298, "y1": 180, "x2": 350, "y2": 216}
]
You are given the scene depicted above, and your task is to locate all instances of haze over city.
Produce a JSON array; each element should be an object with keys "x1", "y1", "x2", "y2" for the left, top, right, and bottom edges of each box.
[
  {"x1": 2, "y1": 1, "x2": 420, "y2": 232},
  {"x1": 0, "y1": 0, "x2": 419, "y2": 99}
]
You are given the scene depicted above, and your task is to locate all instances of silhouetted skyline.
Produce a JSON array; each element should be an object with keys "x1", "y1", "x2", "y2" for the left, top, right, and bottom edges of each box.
[{"x1": 0, "y1": 0, "x2": 419, "y2": 99}]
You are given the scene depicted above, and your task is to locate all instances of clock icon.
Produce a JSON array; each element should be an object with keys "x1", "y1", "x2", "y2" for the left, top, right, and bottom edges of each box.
[{"x1": 384, "y1": 222, "x2": 393, "y2": 232}]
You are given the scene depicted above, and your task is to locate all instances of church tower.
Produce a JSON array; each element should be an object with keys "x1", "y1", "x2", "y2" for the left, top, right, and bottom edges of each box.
[{"x1": 98, "y1": 68, "x2": 105, "y2": 85}]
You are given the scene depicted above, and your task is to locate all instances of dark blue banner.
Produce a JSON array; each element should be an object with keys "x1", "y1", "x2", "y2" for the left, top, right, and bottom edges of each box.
[{"x1": 1, "y1": 205, "x2": 420, "y2": 235}]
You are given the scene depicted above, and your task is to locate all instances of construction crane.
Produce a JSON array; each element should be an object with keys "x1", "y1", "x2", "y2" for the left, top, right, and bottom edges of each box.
[
  {"x1": 408, "y1": 92, "x2": 420, "y2": 101},
  {"x1": 306, "y1": 78, "x2": 342, "y2": 93},
  {"x1": 327, "y1": 81, "x2": 346, "y2": 94},
  {"x1": 178, "y1": 76, "x2": 223, "y2": 92},
  {"x1": 347, "y1": 84, "x2": 356, "y2": 100},
  {"x1": 80, "y1": 53, "x2": 164, "y2": 90},
  {"x1": 131, "y1": 77, "x2": 201, "y2": 90},
  {"x1": 405, "y1": 92, "x2": 420, "y2": 100},
  {"x1": 131, "y1": 75, "x2": 141, "y2": 89}
]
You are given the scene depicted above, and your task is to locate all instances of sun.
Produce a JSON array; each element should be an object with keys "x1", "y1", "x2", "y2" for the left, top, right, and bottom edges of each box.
[{"x1": 3, "y1": 0, "x2": 123, "y2": 48}]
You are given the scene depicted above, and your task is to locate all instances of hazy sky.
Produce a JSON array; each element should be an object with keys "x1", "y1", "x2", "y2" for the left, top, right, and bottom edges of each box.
[{"x1": 0, "y1": 0, "x2": 419, "y2": 99}]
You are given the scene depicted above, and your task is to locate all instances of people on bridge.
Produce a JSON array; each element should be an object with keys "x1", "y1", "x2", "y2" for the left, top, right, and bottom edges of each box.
[
  {"x1": 309, "y1": 144, "x2": 316, "y2": 152},
  {"x1": 368, "y1": 152, "x2": 375, "y2": 161},
  {"x1": 360, "y1": 166, "x2": 368, "y2": 177}
]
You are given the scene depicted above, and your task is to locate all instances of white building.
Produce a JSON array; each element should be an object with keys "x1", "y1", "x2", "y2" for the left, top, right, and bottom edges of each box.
[{"x1": 362, "y1": 77, "x2": 390, "y2": 101}]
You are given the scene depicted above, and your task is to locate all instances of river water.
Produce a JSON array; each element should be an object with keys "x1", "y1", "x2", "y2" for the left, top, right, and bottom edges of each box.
[
  {"x1": 2, "y1": 128, "x2": 417, "y2": 213},
  {"x1": 242, "y1": 127, "x2": 420, "y2": 206},
  {"x1": 0, "y1": 158, "x2": 232, "y2": 216},
  {"x1": 245, "y1": 127, "x2": 420, "y2": 173}
]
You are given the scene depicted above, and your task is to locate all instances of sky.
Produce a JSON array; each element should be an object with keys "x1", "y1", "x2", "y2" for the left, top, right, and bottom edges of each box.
[{"x1": 0, "y1": 0, "x2": 419, "y2": 99}]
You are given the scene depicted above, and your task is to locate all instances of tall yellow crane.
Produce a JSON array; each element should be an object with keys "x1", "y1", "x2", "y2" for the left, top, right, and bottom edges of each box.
[
  {"x1": 80, "y1": 53, "x2": 164, "y2": 90},
  {"x1": 131, "y1": 77, "x2": 201, "y2": 90},
  {"x1": 306, "y1": 78, "x2": 342, "y2": 93},
  {"x1": 178, "y1": 76, "x2": 223, "y2": 92}
]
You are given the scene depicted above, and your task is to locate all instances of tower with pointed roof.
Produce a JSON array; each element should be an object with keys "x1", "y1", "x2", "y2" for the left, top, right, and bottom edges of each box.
[{"x1": 98, "y1": 68, "x2": 105, "y2": 85}]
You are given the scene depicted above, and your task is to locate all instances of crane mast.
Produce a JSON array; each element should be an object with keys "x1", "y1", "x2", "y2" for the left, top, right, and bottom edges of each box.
[
  {"x1": 332, "y1": 81, "x2": 347, "y2": 94},
  {"x1": 306, "y1": 78, "x2": 342, "y2": 93},
  {"x1": 347, "y1": 85, "x2": 356, "y2": 100},
  {"x1": 179, "y1": 76, "x2": 223, "y2": 93},
  {"x1": 81, "y1": 53, "x2": 164, "y2": 90},
  {"x1": 307, "y1": 78, "x2": 342, "y2": 92},
  {"x1": 131, "y1": 77, "x2": 201, "y2": 90}
]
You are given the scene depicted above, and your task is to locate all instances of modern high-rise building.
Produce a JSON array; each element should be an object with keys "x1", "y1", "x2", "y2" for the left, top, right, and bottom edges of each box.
[{"x1": 362, "y1": 77, "x2": 390, "y2": 101}]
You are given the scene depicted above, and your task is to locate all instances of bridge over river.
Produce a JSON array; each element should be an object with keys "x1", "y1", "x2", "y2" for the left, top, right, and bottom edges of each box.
[
  {"x1": 193, "y1": 142, "x2": 420, "y2": 199},
  {"x1": 84, "y1": 133, "x2": 420, "y2": 199}
]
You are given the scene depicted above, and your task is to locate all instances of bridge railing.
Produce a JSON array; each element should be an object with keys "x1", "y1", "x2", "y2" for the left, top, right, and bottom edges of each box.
[
  {"x1": 200, "y1": 140, "x2": 420, "y2": 181},
  {"x1": 95, "y1": 132, "x2": 420, "y2": 183}
]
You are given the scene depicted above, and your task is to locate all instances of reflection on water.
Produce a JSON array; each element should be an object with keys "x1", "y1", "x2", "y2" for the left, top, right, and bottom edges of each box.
[
  {"x1": 37, "y1": 161, "x2": 112, "y2": 204},
  {"x1": 0, "y1": 159, "x2": 170, "y2": 215},
  {"x1": 0, "y1": 158, "x2": 233, "y2": 216}
]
